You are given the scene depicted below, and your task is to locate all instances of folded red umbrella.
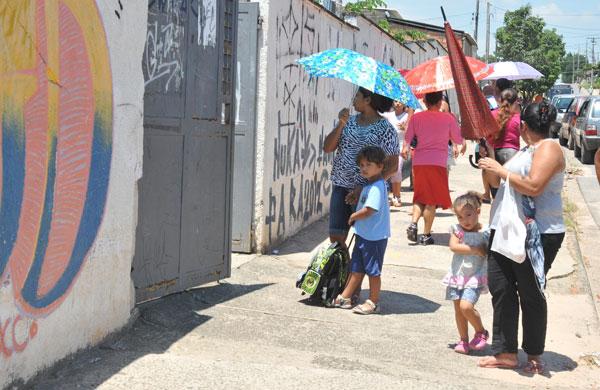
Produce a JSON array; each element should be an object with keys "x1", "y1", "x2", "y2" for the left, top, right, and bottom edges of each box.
[
  {"x1": 404, "y1": 56, "x2": 493, "y2": 96},
  {"x1": 444, "y1": 20, "x2": 499, "y2": 140}
]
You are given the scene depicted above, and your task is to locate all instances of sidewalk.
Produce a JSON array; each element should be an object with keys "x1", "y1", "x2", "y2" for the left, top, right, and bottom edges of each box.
[{"x1": 26, "y1": 144, "x2": 600, "y2": 389}]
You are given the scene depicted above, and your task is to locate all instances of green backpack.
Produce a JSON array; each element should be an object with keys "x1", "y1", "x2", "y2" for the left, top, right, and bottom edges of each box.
[{"x1": 296, "y1": 241, "x2": 350, "y2": 306}]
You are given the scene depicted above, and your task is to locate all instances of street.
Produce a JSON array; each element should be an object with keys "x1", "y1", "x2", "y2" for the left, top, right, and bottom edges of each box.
[{"x1": 26, "y1": 142, "x2": 600, "y2": 389}]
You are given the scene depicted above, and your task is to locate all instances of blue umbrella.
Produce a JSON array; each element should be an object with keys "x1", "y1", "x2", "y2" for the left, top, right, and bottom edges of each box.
[
  {"x1": 297, "y1": 48, "x2": 420, "y2": 109},
  {"x1": 522, "y1": 195, "x2": 546, "y2": 297}
]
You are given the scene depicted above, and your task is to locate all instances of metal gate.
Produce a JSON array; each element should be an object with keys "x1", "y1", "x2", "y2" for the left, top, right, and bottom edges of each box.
[
  {"x1": 133, "y1": 0, "x2": 237, "y2": 302},
  {"x1": 231, "y1": 2, "x2": 259, "y2": 253}
]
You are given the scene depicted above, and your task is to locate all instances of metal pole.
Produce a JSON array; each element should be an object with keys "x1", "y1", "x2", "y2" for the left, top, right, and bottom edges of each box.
[
  {"x1": 485, "y1": 1, "x2": 491, "y2": 63},
  {"x1": 591, "y1": 38, "x2": 596, "y2": 91},
  {"x1": 572, "y1": 51, "x2": 575, "y2": 83},
  {"x1": 577, "y1": 45, "x2": 580, "y2": 83},
  {"x1": 474, "y1": 0, "x2": 480, "y2": 43}
]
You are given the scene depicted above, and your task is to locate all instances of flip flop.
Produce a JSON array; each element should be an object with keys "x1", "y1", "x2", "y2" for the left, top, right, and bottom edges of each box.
[
  {"x1": 523, "y1": 359, "x2": 545, "y2": 374},
  {"x1": 478, "y1": 356, "x2": 519, "y2": 369}
]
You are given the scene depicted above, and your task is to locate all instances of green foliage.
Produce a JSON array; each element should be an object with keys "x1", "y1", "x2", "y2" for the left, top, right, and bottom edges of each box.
[
  {"x1": 390, "y1": 29, "x2": 427, "y2": 44},
  {"x1": 561, "y1": 53, "x2": 588, "y2": 83},
  {"x1": 405, "y1": 30, "x2": 427, "y2": 41},
  {"x1": 494, "y1": 5, "x2": 565, "y2": 100},
  {"x1": 378, "y1": 19, "x2": 390, "y2": 32},
  {"x1": 344, "y1": 0, "x2": 387, "y2": 14},
  {"x1": 393, "y1": 31, "x2": 406, "y2": 44}
]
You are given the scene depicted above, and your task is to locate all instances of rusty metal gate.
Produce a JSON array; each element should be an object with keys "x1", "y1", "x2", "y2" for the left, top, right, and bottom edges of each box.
[{"x1": 133, "y1": 0, "x2": 237, "y2": 302}]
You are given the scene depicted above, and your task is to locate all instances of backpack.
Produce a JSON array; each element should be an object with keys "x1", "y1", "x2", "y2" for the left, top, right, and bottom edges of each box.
[{"x1": 296, "y1": 239, "x2": 351, "y2": 307}]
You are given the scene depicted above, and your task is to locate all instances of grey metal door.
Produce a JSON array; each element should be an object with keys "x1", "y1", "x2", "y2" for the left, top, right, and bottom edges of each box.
[
  {"x1": 232, "y1": 3, "x2": 259, "y2": 253},
  {"x1": 133, "y1": 0, "x2": 237, "y2": 302}
]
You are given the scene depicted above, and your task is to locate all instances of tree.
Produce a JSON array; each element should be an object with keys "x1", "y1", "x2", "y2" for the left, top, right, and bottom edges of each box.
[
  {"x1": 561, "y1": 52, "x2": 588, "y2": 84},
  {"x1": 344, "y1": 0, "x2": 387, "y2": 14},
  {"x1": 494, "y1": 6, "x2": 565, "y2": 101}
]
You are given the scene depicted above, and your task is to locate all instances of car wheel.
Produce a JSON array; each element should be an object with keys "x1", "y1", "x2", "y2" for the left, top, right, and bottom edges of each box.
[
  {"x1": 582, "y1": 145, "x2": 595, "y2": 164},
  {"x1": 574, "y1": 142, "x2": 582, "y2": 158}
]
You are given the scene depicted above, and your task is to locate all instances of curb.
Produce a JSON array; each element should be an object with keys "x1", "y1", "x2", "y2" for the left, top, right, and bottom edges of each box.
[{"x1": 571, "y1": 175, "x2": 600, "y2": 323}]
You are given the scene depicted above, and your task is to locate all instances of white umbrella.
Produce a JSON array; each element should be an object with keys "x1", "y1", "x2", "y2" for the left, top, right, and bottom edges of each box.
[{"x1": 484, "y1": 61, "x2": 544, "y2": 81}]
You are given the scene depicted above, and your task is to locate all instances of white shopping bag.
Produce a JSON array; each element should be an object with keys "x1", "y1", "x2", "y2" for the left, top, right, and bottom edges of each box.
[{"x1": 491, "y1": 174, "x2": 527, "y2": 263}]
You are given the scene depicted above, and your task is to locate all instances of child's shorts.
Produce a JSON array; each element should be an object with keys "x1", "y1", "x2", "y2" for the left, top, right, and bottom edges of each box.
[
  {"x1": 351, "y1": 236, "x2": 387, "y2": 276},
  {"x1": 445, "y1": 286, "x2": 483, "y2": 305}
]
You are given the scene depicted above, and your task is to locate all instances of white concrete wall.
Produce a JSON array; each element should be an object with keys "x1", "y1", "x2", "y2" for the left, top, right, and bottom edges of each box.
[
  {"x1": 0, "y1": 0, "x2": 145, "y2": 386},
  {"x1": 254, "y1": 0, "x2": 415, "y2": 251}
]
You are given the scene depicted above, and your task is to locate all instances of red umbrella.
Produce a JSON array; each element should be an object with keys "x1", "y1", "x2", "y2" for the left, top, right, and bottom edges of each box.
[
  {"x1": 404, "y1": 56, "x2": 494, "y2": 96},
  {"x1": 397, "y1": 68, "x2": 410, "y2": 78},
  {"x1": 443, "y1": 13, "x2": 499, "y2": 140}
]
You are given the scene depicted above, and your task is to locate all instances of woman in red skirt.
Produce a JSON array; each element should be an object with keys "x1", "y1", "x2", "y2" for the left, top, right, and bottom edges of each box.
[{"x1": 401, "y1": 91, "x2": 463, "y2": 245}]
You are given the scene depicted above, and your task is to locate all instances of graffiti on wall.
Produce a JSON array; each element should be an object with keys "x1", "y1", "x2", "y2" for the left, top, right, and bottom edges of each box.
[
  {"x1": 144, "y1": 0, "x2": 186, "y2": 92},
  {"x1": 265, "y1": 1, "x2": 340, "y2": 245},
  {"x1": 0, "y1": 0, "x2": 112, "y2": 356}
]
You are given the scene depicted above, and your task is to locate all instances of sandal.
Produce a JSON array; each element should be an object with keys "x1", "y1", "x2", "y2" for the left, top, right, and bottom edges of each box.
[
  {"x1": 390, "y1": 196, "x2": 401, "y2": 207},
  {"x1": 523, "y1": 359, "x2": 545, "y2": 374},
  {"x1": 333, "y1": 294, "x2": 352, "y2": 309},
  {"x1": 352, "y1": 299, "x2": 380, "y2": 315}
]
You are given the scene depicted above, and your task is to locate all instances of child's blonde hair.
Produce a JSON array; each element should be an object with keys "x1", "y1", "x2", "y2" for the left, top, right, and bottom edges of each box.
[{"x1": 452, "y1": 191, "x2": 483, "y2": 212}]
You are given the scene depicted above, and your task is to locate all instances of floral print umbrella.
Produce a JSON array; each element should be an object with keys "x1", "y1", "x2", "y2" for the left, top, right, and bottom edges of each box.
[{"x1": 297, "y1": 48, "x2": 420, "y2": 109}]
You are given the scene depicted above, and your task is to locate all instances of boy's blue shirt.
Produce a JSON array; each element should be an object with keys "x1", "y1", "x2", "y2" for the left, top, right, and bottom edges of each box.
[{"x1": 354, "y1": 178, "x2": 390, "y2": 241}]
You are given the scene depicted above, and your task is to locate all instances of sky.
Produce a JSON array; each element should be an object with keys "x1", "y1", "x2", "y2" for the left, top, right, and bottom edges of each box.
[{"x1": 385, "y1": 0, "x2": 600, "y2": 61}]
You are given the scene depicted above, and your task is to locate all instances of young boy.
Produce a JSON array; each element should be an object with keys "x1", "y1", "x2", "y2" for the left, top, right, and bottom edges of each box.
[{"x1": 334, "y1": 146, "x2": 390, "y2": 314}]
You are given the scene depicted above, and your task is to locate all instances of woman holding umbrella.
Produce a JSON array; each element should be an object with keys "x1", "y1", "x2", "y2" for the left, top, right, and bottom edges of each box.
[
  {"x1": 403, "y1": 91, "x2": 463, "y2": 245},
  {"x1": 323, "y1": 87, "x2": 399, "y2": 247}
]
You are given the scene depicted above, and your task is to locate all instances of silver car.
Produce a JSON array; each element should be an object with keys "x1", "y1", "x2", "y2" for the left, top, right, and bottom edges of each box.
[
  {"x1": 573, "y1": 95, "x2": 600, "y2": 164},
  {"x1": 550, "y1": 94, "x2": 575, "y2": 138}
]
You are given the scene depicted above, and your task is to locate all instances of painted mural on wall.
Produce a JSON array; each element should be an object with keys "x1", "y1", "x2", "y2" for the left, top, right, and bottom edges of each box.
[{"x1": 0, "y1": 0, "x2": 112, "y2": 357}]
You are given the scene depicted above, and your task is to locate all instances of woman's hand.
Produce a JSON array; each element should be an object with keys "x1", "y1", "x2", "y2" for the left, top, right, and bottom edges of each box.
[
  {"x1": 452, "y1": 143, "x2": 459, "y2": 159},
  {"x1": 478, "y1": 157, "x2": 504, "y2": 176},
  {"x1": 401, "y1": 144, "x2": 409, "y2": 160},
  {"x1": 338, "y1": 108, "x2": 349, "y2": 126},
  {"x1": 345, "y1": 186, "x2": 361, "y2": 205}
]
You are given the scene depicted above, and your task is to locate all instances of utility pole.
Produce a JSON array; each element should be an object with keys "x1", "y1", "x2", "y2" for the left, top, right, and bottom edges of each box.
[
  {"x1": 592, "y1": 38, "x2": 596, "y2": 91},
  {"x1": 577, "y1": 45, "x2": 580, "y2": 84},
  {"x1": 572, "y1": 51, "x2": 575, "y2": 83},
  {"x1": 485, "y1": 1, "x2": 491, "y2": 63},
  {"x1": 474, "y1": 0, "x2": 480, "y2": 43}
]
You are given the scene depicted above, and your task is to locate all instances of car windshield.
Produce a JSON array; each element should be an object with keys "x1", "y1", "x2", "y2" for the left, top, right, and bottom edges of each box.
[
  {"x1": 592, "y1": 101, "x2": 600, "y2": 118},
  {"x1": 556, "y1": 97, "x2": 573, "y2": 111}
]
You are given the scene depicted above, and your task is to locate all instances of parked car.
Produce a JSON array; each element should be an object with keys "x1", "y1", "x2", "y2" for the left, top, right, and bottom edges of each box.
[
  {"x1": 573, "y1": 95, "x2": 600, "y2": 164},
  {"x1": 559, "y1": 95, "x2": 587, "y2": 149},
  {"x1": 550, "y1": 94, "x2": 575, "y2": 138}
]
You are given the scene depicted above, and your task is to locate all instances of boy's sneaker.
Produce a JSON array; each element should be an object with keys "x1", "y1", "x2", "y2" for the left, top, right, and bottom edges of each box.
[
  {"x1": 419, "y1": 234, "x2": 434, "y2": 246},
  {"x1": 454, "y1": 340, "x2": 470, "y2": 354},
  {"x1": 352, "y1": 299, "x2": 380, "y2": 315},
  {"x1": 333, "y1": 294, "x2": 352, "y2": 309},
  {"x1": 406, "y1": 223, "x2": 418, "y2": 242},
  {"x1": 469, "y1": 330, "x2": 489, "y2": 351}
]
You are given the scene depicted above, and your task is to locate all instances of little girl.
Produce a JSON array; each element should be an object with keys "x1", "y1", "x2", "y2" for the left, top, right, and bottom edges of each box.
[{"x1": 443, "y1": 192, "x2": 490, "y2": 354}]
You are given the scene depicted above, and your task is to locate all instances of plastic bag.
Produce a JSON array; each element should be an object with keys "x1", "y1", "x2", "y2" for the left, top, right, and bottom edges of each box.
[{"x1": 491, "y1": 174, "x2": 527, "y2": 263}]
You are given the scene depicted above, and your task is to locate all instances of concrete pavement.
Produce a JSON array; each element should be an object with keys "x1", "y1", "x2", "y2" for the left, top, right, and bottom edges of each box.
[{"x1": 24, "y1": 143, "x2": 600, "y2": 389}]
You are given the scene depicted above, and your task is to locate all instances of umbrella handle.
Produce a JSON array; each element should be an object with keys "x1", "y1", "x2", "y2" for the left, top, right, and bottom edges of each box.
[{"x1": 440, "y1": 7, "x2": 447, "y2": 22}]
